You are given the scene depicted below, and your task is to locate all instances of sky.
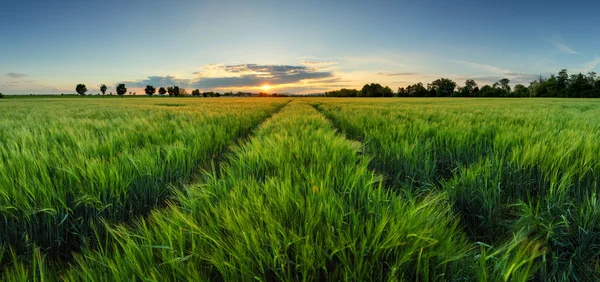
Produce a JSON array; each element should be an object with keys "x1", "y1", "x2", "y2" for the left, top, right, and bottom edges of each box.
[{"x1": 1, "y1": 0, "x2": 600, "y2": 94}]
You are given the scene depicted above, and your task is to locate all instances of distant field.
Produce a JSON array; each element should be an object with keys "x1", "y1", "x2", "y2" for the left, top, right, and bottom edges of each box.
[{"x1": 1, "y1": 97, "x2": 600, "y2": 281}]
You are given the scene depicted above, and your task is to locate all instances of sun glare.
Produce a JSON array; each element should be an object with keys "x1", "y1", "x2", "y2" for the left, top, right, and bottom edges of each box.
[{"x1": 262, "y1": 85, "x2": 271, "y2": 91}]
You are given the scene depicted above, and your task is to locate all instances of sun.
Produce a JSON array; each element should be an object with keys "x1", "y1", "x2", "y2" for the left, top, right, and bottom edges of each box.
[{"x1": 262, "y1": 85, "x2": 271, "y2": 91}]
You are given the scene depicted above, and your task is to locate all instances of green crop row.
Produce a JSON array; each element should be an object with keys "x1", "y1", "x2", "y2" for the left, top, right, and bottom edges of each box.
[
  {"x1": 2, "y1": 101, "x2": 545, "y2": 281},
  {"x1": 314, "y1": 98, "x2": 600, "y2": 280},
  {"x1": 0, "y1": 98, "x2": 288, "y2": 265}
]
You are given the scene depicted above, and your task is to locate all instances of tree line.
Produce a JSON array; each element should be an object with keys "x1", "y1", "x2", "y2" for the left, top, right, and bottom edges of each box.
[
  {"x1": 74, "y1": 84, "x2": 294, "y2": 97},
  {"x1": 325, "y1": 69, "x2": 600, "y2": 98}
]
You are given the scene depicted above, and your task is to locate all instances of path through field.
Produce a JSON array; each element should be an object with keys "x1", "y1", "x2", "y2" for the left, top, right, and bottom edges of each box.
[{"x1": 3, "y1": 97, "x2": 600, "y2": 281}]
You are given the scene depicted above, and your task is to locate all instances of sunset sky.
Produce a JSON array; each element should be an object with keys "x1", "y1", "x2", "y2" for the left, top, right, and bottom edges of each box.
[{"x1": 1, "y1": 0, "x2": 599, "y2": 94}]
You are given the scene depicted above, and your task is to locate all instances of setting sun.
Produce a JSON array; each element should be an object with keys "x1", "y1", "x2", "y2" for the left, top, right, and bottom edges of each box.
[{"x1": 262, "y1": 85, "x2": 271, "y2": 91}]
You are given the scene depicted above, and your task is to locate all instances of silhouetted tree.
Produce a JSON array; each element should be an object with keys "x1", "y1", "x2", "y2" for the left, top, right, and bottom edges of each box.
[
  {"x1": 0, "y1": 93, "x2": 4, "y2": 99},
  {"x1": 428, "y1": 78, "x2": 457, "y2": 97},
  {"x1": 512, "y1": 84, "x2": 529, "y2": 97},
  {"x1": 397, "y1": 87, "x2": 407, "y2": 97},
  {"x1": 158, "y1": 87, "x2": 167, "y2": 95},
  {"x1": 76, "y1": 84, "x2": 87, "y2": 96},
  {"x1": 167, "y1": 87, "x2": 174, "y2": 97},
  {"x1": 173, "y1": 86, "x2": 180, "y2": 97},
  {"x1": 456, "y1": 79, "x2": 478, "y2": 97},
  {"x1": 100, "y1": 84, "x2": 107, "y2": 95},
  {"x1": 325, "y1": 88, "x2": 359, "y2": 97},
  {"x1": 493, "y1": 78, "x2": 511, "y2": 96},
  {"x1": 192, "y1": 89, "x2": 201, "y2": 96},
  {"x1": 360, "y1": 83, "x2": 393, "y2": 97},
  {"x1": 116, "y1": 84, "x2": 127, "y2": 97},
  {"x1": 406, "y1": 82, "x2": 428, "y2": 97},
  {"x1": 145, "y1": 85, "x2": 156, "y2": 96}
]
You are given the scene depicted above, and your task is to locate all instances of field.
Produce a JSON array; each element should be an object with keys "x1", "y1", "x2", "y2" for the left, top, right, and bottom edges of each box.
[{"x1": 1, "y1": 97, "x2": 599, "y2": 281}]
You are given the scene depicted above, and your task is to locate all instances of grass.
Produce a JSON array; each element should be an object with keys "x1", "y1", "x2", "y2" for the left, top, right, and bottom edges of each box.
[
  {"x1": 0, "y1": 97, "x2": 289, "y2": 264},
  {"x1": 314, "y1": 98, "x2": 600, "y2": 280},
  {"x1": 1, "y1": 97, "x2": 597, "y2": 280}
]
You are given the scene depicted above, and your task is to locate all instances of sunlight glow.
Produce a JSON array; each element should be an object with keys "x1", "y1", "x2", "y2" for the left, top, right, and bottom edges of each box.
[{"x1": 262, "y1": 85, "x2": 271, "y2": 91}]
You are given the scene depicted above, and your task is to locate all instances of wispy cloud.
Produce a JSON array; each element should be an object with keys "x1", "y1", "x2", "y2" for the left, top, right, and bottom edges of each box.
[
  {"x1": 574, "y1": 56, "x2": 600, "y2": 73},
  {"x1": 552, "y1": 41, "x2": 582, "y2": 55},
  {"x1": 449, "y1": 60, "x2": 511, "y2": 74},
  {"x1": 6, "y1": 72, "x2": 27, "y2": 78},
  {"x1": 375, "y1": 72, "x2": 417, "y2": 76},
  {"x1": 300, "y1": 61, "x2": 338, "y2": 67}
]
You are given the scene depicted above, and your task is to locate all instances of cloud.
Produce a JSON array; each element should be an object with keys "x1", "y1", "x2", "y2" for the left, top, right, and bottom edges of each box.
[
  {"x1": 574, "y1": 56, "x2": 600, "y2": 73},
  {"x1": 6, "y1": 72, "x2": 27, "y2": 78},
  {"x1": 375, "y1": 72, "x2": 417, "y2": 76},
  {"x1": 552, "y1": 41, "x2": 582, "y2": 55},
  {"x1": 117, "y1": 75, "x2": 193, "y2": 88},
  {"x1": 454, "y1": 73, "x2": 539, "y2": 86},
  {"x1": 449, "y1": 60, "x2": 511, "y2": 74},
  {"x1": 300, "y1": 61, "x2": 338, "y2": 67},
  {"x1": 118, "y1": 64, "x2": 336, "y2": 90}
]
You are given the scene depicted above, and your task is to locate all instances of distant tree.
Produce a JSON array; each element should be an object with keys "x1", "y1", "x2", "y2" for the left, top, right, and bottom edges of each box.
[
  {"x1": 493, "y1": 78, "x2": 511, "y2": 96},
  {"x1": 428, "y1": 78, "x2": 457, "y2": 97},
  {"x1": 76, "y1": 84, "x2": 87, "y2": 96},
  {"x1": 192, "y1": 89, "x2": 201, "y2": 96},
  {"x1": 145, "y1": 85, "x2": 156, "y2": 96},
  {"x1": 167, "y1": 86, "x2": 174, "y2": 97},
  {"x1": 0, "y1": 93, "x2": 4, "y2": 98},
  {"x1": 360, "y1": 83, "x2": 393, "y2": 97},
  {"x1": 173, "y1": 86, "x2": 180, "y2": 97},
  {"x1": 568, "y1": 73, "x2": 593, "y2": 98},
  {"x1": 512, "y1": 84, "x2": 529, "y2": 97},
  {"x1": 116, "y1": 84, "x2": 127, "y2": 97},
  {"x1": 158, "y1": 87, "x2": 167, "y2": 95},
  {"x1": 456, "y1": 79, "x2": 478, "y2": 97},
  {"x1": 100, "y1": 84, "x2": 107, "y2": 95},
  {"x1": 397, "y1": 87, "x2": 407, "y2": 97},
  {"x1": 202, "y1": 91, "x2": 208, "y2": 97},
  {"x1": 178, "y1": 88, "x2": 187, "y2": 96},
  {"x1": 406, "y1": 82, "x2": 428, "y2": 97},
  {"x1": 557, "y1": 69, "x2": 569, "y2": 97},
  {"x1": 478, "y1": 85, "x2": 495, "y2": 97}
]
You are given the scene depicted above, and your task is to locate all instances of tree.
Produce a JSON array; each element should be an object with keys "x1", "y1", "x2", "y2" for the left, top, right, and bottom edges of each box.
[
  {"x1": 512, "y1": 84, "x2": 529, "y2": 97},
  {"x1": 0, "y1": 93, "x2": 4, "y2": 99},
  {"x1": 116, "y1": 84, "x2": 127, "y2": 97},
  {"x1": 145, "y1": 85, "x2": 156, "y2": 96},
  {"x1": 192, "y1": 89, "x2": 201, "y2": 96},
  {"x1": 397, "y1": 87, "x2": 407, "y2": 97},
  {"x1": 158, "y1": 87, "x2": 167, "y2": 95},
  {"x1": 478, "y1": 85, "x2": 499, "y2": 97},
  {"x1": 100, "y1": 84, "x2": 107, "y2": 95},
  {"x1": 557, "y1": 69, "x2": 569, "y2": 97},
  {"x1": 456, "y1": 79, "x2": 478, "y2": 97},
  {"x1": 173, "y1": 86, "x2": 180, "y2": 97},
  {"x1": 360, "y1": 83, "x2": 393, "y2": 97},
  {"x1": 76, "y1": 84, "x2": 87, "y2": 96},
  {"x1": 493, "y1": 78, "x2": 511, "y2": 96},
  {"x1": 406, "y1": 82, "x2": 428, "y2": 97},
  {"x1": 167, "y1": 87, "x2": 174, "y2": 97},
  {"x1": 428, "y1": 78, "x2": 457, "y2": 97}
]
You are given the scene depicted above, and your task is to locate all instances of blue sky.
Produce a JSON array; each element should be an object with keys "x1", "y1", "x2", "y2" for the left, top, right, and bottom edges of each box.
[{"x1": 1, "y1": 0, "x2": 599, "y2": 94}]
